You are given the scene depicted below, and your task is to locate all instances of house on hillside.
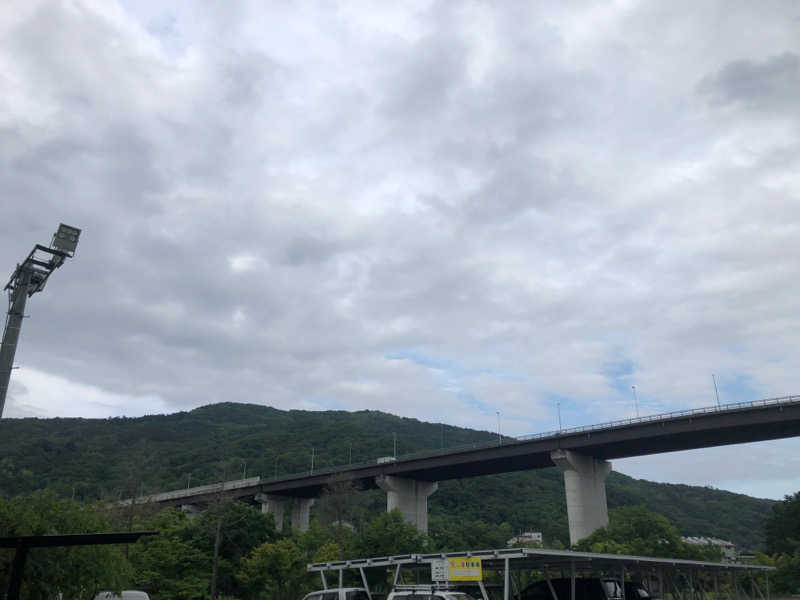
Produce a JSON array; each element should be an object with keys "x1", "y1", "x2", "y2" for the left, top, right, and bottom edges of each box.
[
  {"x1": 507, "y1": 531, "x2": 543, "y2": 547},
  {"x1": 682, "y1": 536, "x2": 737, "y2": 562}
]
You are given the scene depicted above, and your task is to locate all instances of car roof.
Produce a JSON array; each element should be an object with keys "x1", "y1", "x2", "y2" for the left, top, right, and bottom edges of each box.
[{"x1": 306, "y1": 589, "x2": 366, "y2": 594}]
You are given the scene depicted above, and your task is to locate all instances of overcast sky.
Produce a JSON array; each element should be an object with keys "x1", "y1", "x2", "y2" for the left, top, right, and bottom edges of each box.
[{"x1": 2, "y1": 0, "x2": 799, "y2": 500}]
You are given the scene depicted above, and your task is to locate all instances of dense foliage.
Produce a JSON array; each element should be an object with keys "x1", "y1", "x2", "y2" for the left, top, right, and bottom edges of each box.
[
  {"x1": 757, "y1": 492, "x2": 800, "y2": 594},
  {"x1": 0, "y1": 402, "x2": 776, "y2": 549},
  {"x1": 765, "y1": 490, "x2": 800, "y2": 555},
  {"x1": 0, "y1": 491, "x2": 131, "y2": 600},
  {"x1": 574, "y1": 506, "x2": 721, "y2": 560}
]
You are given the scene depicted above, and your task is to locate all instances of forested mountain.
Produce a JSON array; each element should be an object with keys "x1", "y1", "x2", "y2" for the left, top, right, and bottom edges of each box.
[{"x1": 0, "y1": 402, "x2": 774, "y2": 549}]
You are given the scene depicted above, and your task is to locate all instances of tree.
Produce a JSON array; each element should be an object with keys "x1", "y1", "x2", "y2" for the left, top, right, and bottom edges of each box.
[
  {"x1": 574, "y1": 506, "x2": 719, "y2": 560},
  {"x1": 189, "y1": 498, "x2": 278, "y2": 599},
  {"x1": 429, "y1": 516, "x2": 513, "y2": 551},
  {"x1": 359, "y1": 510, "x2": 428, "y2": 557},
  {"x1": 759, "y1": 491, "x2": 800, "y2": 595},
  {"x1": 129, "y1": 509, "x2": 210, "y2": 600},
  {"x1": 765, "y1": 491, "x2": 800, "y2": 555},
  {"x1": 316, "y1": 481, "x2": 364, "y2": 530},
  {"x1": 238, "y1": 538, "x2": 310, "y2": 600},
  {"x1": 0, "y1": 491, "x2": 131, "y2": 599}
]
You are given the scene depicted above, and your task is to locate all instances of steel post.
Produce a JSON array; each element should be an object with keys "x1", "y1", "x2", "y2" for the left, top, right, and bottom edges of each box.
[{"x1": 0, "y1": 270, "x2": 31, "y2": 418}]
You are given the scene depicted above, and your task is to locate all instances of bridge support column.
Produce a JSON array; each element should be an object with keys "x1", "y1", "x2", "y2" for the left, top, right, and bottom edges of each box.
[
  {"x1": 550, "y1": 449, "x2": 611, "y2": 545},
  {"x1": 180, "y1": 504, "x2": 202, "y2": 520},
  {"x1": 376, "y1": 475, "x2": 438, "y2": 534},
  {"x1": 291, "y1": 498, "x2": 315, "y2": 532},
  {"x1": 255, "y1": 493, "x2": 288, "y2": 532}
]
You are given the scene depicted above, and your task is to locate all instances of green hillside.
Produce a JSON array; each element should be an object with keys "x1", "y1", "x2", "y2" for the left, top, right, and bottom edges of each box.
[{"x1": 0, "y1": 402, "x2": 775, "y2": 549}]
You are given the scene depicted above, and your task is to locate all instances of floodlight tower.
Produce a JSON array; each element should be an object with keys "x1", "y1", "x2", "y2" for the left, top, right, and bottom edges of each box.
[{"x1": 0, "y1": 224, "x2": 81, "y2": 417}]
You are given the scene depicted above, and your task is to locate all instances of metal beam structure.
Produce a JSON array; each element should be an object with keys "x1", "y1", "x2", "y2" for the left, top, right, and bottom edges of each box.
[
  {"x1": 0, "y1": 530, "x2": 156, "y2": 600},
  {"x1": 308, "y1": 547, "x2": 774, "y2": 600}
]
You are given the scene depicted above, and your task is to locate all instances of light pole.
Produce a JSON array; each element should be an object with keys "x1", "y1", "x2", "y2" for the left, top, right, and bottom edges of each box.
[
  {"x1": 393, "y1": 432, "x2": 397, "y2": 458},
  {"x1": 0, "y1": 224, "x2": 80, "y2": 418},
  {"x1": 712, "y1": 374, "x2": 721, "y2": 407},
  {"x1": 242, "y1": 460, "x2": 247, "y2": 480},
  {"x1": 496, "y1": 411, "x2": 501, "y2": 445},
  {"x1": 631, "y1": 385, "x2": 640, "y2": 418},
  {"x1": 557, "y1": 401, "x2": 562, "y2": 431}
]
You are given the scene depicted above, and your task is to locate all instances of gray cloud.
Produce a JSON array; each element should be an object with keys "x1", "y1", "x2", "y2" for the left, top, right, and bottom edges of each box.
[
  {"x1": 1, "y1": 0, "x2": 799, "y2": 498},
  {"x1": 698, "y1": 52, "x2": 800, "y2": 112}
]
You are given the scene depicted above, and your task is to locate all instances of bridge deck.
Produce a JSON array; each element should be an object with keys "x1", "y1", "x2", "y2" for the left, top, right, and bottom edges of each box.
[{"x1": 134, "y1": 395, "x2": 800, "y2": 505}]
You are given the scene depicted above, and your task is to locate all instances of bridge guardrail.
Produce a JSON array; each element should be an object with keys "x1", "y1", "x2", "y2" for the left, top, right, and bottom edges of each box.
[
  {"x1": 140, "y1": 394, "x2": 800, "y2": 500},
  {"x1": 262, "y1": 394, "x2": 800, "y2": 485},
  {"x1": 515, "y1": 394, "x2": 800, "y2": 442}
]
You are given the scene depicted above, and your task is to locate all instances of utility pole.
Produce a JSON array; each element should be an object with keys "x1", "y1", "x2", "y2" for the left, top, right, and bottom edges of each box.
[{"x1": 1, "y1": 224, "x2": 81, "y2": 417}]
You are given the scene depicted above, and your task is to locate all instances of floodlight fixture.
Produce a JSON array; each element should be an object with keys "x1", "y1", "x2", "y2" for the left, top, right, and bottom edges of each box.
[
  {"x1": 0, "y1": 224, "x2": 81, "y2": 417},
  {"x1": 51, "y1": 223, "x2": 81, "y2": 257}
]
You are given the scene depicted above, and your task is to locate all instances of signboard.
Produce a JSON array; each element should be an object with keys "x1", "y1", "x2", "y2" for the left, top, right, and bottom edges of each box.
[
  {"x1": 431, "y1": 559, "x2": 448, "y2": 581},
  {"x1": 448, "y1": 557, "x2": 482, "y2": 581},
  {"x1": 431, "y1": 557, "x2": 483, "y2": 582}
]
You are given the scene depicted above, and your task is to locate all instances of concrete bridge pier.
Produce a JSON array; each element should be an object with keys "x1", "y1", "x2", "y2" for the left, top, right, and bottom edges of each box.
[
  {"x1": 291, "y1": 497, "x2": 315, "y2": 532},
  {"x1": 255, "y1": 493, "x2": 315, "y2": 532},
  {"x1": 180, "y1": 504, "x2": 202, "y2": 520},
  {"x1": 376, "y1": 474, "x2": 438, "y2": 534},
  {"x1": 550, "y1": 449, "x2": 611, "y2": 545},
  {"x1": 255, "y1": 493, "x2": 288, "y2": 532}
]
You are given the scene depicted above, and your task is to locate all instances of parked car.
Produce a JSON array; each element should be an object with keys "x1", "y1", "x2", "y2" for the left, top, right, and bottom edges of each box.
[
  {"x1": 520, "y1": 578, "x2": 623, "y2": 600},
  {"x1": 94, "y1": 592, "x2": 150, "y2": 600},
  {"x1": 302, "y1": 588, "x2": 372, "y2": 600},
  {"x1": 388, "y1": 585, "x2": 477, "y2": 600},
  {"x1": 624, "y1": 581, "x2": 652, "y2": 600}
]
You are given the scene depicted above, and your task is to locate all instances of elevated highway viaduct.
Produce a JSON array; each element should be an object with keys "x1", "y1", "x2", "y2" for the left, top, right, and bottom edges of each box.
[{"x1": 134, "y1": 395, "x2": 800, "y2": 543}]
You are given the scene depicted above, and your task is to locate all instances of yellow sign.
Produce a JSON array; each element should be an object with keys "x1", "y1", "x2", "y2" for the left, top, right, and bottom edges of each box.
[{"x1": 448, "y1": 557, "x2": 482, "y2": 581}]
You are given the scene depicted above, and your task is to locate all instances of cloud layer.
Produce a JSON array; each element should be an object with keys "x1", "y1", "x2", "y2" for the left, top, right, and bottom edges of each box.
[{"x1": 1, "y1": 0, "x2": 799, "y2": 498}]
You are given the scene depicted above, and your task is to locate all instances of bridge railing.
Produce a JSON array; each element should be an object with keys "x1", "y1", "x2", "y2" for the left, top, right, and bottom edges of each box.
[
  {"x1": 142, "y1": 394, "x2": 800, "y2": 499},
  {"x1": 253, "y1": 394, "x2": 800, "y2": 486},
  {"x1": 515, "y1": 394, "x2": 800, "y2": 442}
]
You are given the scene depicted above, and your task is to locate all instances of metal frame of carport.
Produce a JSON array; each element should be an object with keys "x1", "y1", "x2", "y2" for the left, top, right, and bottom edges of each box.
[
  {"x1": 308, "y1": 548, "x2": 774, "y2": 600},
  {"x1": 0, "y1": 531, "x2": 158, "y2": 600}
]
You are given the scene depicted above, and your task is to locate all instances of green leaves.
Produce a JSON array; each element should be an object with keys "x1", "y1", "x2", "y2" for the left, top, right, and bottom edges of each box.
[
  {"x1": 0, "y1": 491, "x2": 131, "y2": 600},
  {"x1": 238, "y1": 538, "x2": 309, "y2": 600},
  {"x1": 128, "y1": 509, "x2": 210, "y2": 600},
  {"x1": 359, "y1": 510, "x2": 428, "y2": 557},
  {"x1": 573, "y1": 506, "x2": 720, "y2": 560},
  {"x1": 765, "y1": 491, "x2": 800, "y2": 555}
]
